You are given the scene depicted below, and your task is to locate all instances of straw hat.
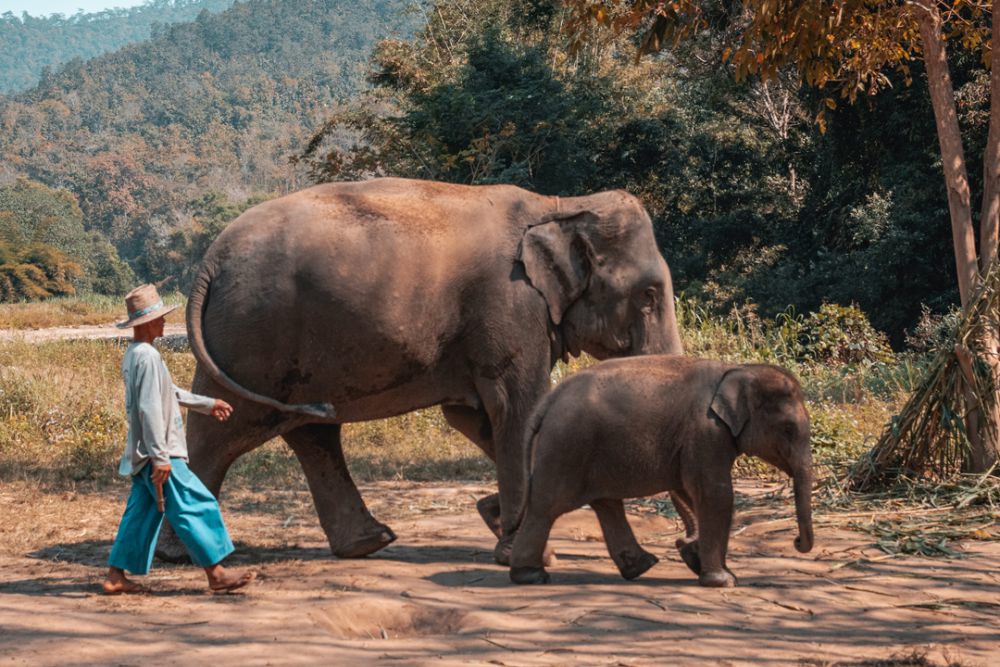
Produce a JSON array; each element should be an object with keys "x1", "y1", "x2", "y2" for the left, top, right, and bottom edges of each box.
[{"x1": 116, "y1": 284, "x2": 179, "y2": 329}]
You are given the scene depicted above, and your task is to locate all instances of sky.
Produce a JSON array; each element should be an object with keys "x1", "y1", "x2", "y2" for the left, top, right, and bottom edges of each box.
[{"x1": 1, "y1": 0, "x2": 148, "y2": 16}]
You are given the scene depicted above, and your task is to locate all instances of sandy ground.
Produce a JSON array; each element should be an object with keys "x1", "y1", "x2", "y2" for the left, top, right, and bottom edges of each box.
[{"x1": 0, "y1": 480, "x2": 997, "y2": 666}]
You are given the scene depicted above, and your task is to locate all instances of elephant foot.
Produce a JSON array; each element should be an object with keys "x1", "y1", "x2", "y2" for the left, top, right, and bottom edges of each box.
[
  {"x1": 510, "y1": 566, "x2": 550, "y2": 585},
  {"x1": 331, "y1": 523, "x2": 397, "y2": 558},
  {"x1": 155, "y1": 525, "x2": 191, "y2": 564},
  {"x1": 676, "y1": 537, "x2": 701, "y2": 575},
  {"x1": 476, "y1": 494, "x2": 502, "y2": 539},
  {"x1": 698, "y1": 568, "x2": 736, "y2": 588},
  {"x1": 618, "y1": 550, "x2": 659, "y2": 581},
  {"x1": 493, "y1": 535, "x2": 514, "y2": 566}
]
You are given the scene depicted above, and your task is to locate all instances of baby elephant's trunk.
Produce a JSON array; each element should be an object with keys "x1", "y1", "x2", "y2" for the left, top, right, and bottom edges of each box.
[{"x1": 793, "y1": 463, "x2": 814, "y2": 553}]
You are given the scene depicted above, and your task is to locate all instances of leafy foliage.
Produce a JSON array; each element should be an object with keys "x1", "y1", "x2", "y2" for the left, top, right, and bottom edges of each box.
[
  {"x1": 795, "y1": 303, "x2": 894, "y2": 365},
  {"x1": 565, "y1": 0, "x2": 990, "y2": 117},
  {"x1": 0, "y1": 179, "x2": 134, "y2": 296},
  {"x1": 141, "y1": 191, "x2": 266, "y2": 292},
  {"x1": 0, "y1": 178, "x2": 89, "y2": 259},
  {"x1": 0, "y1": 0, "x2": 236, "y2": 93},
  {"x1": 0, "y1": 242, "x2": 82, "y2": 302},
  {"x1": 301, "y1": 1, "x2": 622, "y2": 193}
]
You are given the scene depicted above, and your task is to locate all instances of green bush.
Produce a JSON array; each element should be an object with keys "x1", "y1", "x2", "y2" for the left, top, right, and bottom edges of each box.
[{"x1": 795, "y1": 303, "x2": 893, "y2": 364}]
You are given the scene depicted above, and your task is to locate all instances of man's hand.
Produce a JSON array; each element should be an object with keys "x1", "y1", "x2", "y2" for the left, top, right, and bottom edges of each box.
[
  {"x1": 151, "y1": 463, "x2": 172, "y2": 485},
  {"x1": 211, "y1": 399, "x2": 233, "y2": 422}
]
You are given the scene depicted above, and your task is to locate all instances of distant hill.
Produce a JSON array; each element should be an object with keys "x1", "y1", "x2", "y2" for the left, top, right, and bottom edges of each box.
[
  {"x1": 0, "y1": 0, "x2": 413, "y2": 279},
  {"x1": 0, "y1": 0, "x2": 237, "y2": 93}
]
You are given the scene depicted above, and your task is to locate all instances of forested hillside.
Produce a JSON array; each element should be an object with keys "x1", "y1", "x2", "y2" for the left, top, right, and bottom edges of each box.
[
  {"x1": 0, "y1": 0, "x2": 237, "y2": 93},
  {"x1": 301, "y1": 0, "x2": 977, "y2": 341},
  {"x1": 0, "y1": 0, "x2": 412, "y2": 293}
]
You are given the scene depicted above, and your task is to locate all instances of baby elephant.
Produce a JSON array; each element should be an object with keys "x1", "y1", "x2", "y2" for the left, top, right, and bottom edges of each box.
[{"x1": 509, "y1": 355, "x2": 814, "y2": 588}]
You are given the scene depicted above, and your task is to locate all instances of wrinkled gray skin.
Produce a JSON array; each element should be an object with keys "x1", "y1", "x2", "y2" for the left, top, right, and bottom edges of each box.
[
  {"x1": 509, "y1": 356, "x2": 814, "y2": 588},
  {"x1": 157, "y1": 177, "x2": 683, "y2": 563}
]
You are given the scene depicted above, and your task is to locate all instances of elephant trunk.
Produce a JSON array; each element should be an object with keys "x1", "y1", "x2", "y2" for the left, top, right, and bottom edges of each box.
[{"x1": 792, "y1": 462, "x2": 814, "y2": 553}]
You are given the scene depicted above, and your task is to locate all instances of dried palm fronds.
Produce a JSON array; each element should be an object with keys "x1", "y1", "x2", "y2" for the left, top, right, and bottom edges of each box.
[
  {"x1": 821, "y1": 468, "x2": 1000, "y2": 557},
  {"x1": 848, "y1": 262, "x2": 1000, "y2": 489}
]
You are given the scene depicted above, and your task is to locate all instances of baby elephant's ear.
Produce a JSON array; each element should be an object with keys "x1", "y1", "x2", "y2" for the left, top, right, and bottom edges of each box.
[{"x1": 711, "y1": 368, "x2": 751, "y2": 437}]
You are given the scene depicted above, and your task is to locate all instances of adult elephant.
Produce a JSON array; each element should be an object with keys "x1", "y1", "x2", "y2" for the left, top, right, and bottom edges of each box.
[{"x1": 159, "y1": 177, "x2": 683, "y2": 563}]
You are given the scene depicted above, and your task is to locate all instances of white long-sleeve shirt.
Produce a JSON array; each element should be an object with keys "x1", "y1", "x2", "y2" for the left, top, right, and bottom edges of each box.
[{"x1": 118, "y1": 341, "x2": 216, "y2": 476}]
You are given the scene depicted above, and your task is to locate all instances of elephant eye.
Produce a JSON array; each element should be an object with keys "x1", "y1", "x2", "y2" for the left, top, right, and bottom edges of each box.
[{"x1": 641, "y1": 286, "x2": 659, "y2": 313}]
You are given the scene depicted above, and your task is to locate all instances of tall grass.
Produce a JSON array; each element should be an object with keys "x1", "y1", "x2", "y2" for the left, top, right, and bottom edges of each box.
[
  {"x1": 0, "y1": 337, "x2": 490, "y2": 487},
  {"x1": 0, "y1": 299, "x2": 920, "y2": 487}
]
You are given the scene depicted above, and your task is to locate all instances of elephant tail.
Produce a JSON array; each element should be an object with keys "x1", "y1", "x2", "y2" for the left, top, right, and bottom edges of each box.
[
  {"x1": 510, "y1": 387, "x2": 558, "y2": 535},
  {"x1": 186, "y1": 260, "x2": 337, "y2": 419}
]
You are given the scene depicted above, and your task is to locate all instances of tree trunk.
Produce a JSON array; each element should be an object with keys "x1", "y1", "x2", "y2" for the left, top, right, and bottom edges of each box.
[
  {"x1": 981, "y1": 0, "x2": 1000, "y2": 268},
  {"x1": 918, "y1": 7, "x2": 979, "y2": 307},
  {"x1": 968, "y1": 0, "x2": 1000, "y2": 474},
  {"x1": 918, "y1": 6, "x2": 999, "y2": 472}
]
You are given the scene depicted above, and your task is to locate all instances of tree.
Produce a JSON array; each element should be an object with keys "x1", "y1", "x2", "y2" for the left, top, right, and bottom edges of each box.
[
  {"x1": 0, "y1": 241, "x2": 82, "y2": 301},
  {"x1": 567, "y1": 0, "x2": 999, "y2": 470},
  {"x1": 0, "y1": 177, "x2": 89, "y2": 260},
  {"x1": 0, "y1": 178, "x2": 134, "y2": 295}
]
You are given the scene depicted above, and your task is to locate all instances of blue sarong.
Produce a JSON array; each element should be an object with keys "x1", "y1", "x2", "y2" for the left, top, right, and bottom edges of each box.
[{"x1": 108, "y1": 458, "x2": 234, "y2": 574}]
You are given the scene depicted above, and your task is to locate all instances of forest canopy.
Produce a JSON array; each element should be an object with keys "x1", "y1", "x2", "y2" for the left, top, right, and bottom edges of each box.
[{"x1": 0, "y1": 0, "x2": 237, "y2": 93}]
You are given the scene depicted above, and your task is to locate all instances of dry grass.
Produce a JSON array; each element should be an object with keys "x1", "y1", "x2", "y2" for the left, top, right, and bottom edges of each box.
[
  {"x1": 816, "y1": 467, "x2": 1000, "y2": 561},
  {"x1": 0, "y1": 293, "x2": 186, "y2": 330},
  {"x1": 0, "y1": 337, "x2": 493, "y2": 486},
  {"x1": 0, "y1": 298, "x2": 912, "y2": 490}
]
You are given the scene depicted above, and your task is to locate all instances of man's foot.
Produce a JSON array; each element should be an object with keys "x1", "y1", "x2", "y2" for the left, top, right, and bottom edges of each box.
[
  {"x1": 102, "y1": 569, "x2": 148, "y2": 595},
  {"x1": 206, "y1": 565, "x2": 256, "y2": 593}
]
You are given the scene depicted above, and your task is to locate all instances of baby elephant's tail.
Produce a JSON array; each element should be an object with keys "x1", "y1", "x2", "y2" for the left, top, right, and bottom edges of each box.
[{"x1": 510, "y1": 387, "x2": 559, "y2": 536}]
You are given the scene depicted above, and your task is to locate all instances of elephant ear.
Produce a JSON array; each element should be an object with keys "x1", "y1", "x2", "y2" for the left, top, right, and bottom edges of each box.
[
  {"x1": 518, "y1": 211, "x2": 595, "y2": 325},
  {"x1": 711, "y1": 368, "x2": 751, "y2": 438}
]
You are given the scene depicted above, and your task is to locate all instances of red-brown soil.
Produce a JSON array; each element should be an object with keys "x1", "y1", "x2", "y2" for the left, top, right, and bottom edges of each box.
[{"x1": 1, "y1": 480, "x2": 996, "y2": 666}]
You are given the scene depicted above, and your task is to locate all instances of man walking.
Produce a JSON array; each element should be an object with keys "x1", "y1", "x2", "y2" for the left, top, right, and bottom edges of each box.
[{"x1": 103, "y1": 284, "x2": 255, "y2": 595}]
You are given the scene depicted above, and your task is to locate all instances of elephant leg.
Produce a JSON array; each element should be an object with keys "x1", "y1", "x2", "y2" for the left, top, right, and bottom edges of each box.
[
  {"x1": 441, "y1": 405, "x2": 501, "y2": 538},
  {"x1": 459, "y1": 369, "x2": 549, "y2": 566},
  {"x1": 442, "y1": 402, "x2": 557, "y2": 566},
  {"x1": 509, "y1": 504, "x2": 558, "y2": 585},
  {"x1": 591, "y1": 498, "x2": 659, "y2": 581},
  {"x1": 283, "y1": 423, "x2": 396, "y2": 558},
  {"x1": 480, "y1": 382, "x2": 550, "y2": 565},
  {"x1": 670, "y1": 490, "x2": 701, "y2": 575},
  {"x1": 695, "y1": 481, "x2": 737, "y2": 588}
]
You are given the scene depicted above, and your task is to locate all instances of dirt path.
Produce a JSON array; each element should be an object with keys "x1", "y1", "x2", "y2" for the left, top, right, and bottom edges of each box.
[
  {"x1": 0, "y1": 323, "x2": 187, "y2": 342},
  {"x1": 0, "y1": 480, "x2": 996, "y2": 666}
]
